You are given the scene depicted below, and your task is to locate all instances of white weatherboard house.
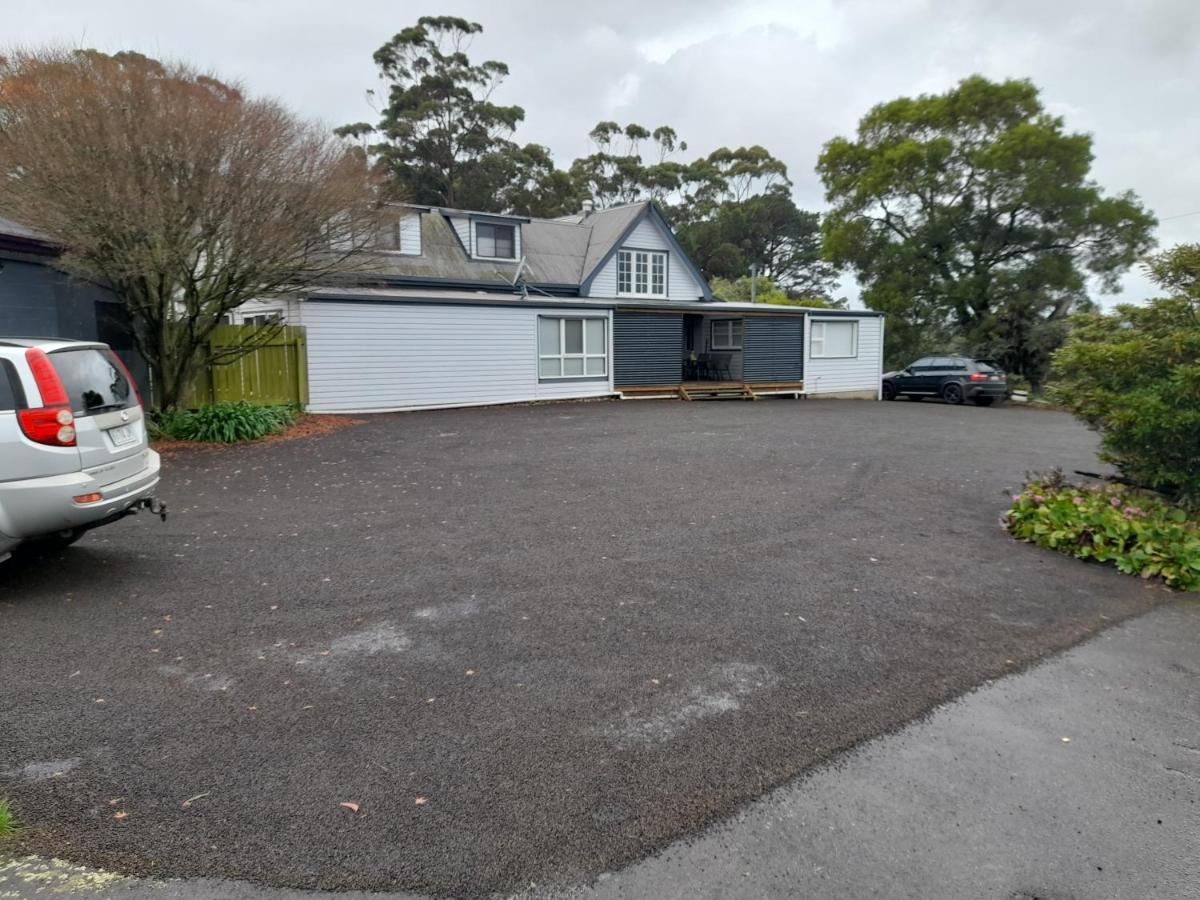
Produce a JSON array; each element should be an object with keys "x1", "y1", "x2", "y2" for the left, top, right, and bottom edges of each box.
[{"x1": 236, "y1": 201, "x2": 884, "y2": 413}]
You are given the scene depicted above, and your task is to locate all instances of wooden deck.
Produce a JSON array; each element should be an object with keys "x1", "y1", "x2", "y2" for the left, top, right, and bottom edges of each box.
[{"x1": 618, "y1": 381, "x2": 806, "y2": 401}]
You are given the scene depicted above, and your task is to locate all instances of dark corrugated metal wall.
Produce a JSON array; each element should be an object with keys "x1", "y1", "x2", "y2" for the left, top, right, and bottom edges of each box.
[
  {"x1": 742, "y1": 316, "x2": 804, "y2": 382},
  {"x1": 0, "y1": 256, "x2": 151, "y2": 398},
  {"x1": 613, "y1": 312, "x2": 683, "y2": 385}
]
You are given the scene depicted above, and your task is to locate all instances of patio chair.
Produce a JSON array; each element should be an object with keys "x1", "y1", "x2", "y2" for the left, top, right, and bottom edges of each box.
[{"x1": 711, "y1": 353, "x2": 733, "y2": 380}]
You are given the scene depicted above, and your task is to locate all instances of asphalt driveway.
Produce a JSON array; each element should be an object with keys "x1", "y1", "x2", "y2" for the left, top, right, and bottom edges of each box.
[{"x1": 0, "y1": 400, "x2": 1166, "y2": 897}]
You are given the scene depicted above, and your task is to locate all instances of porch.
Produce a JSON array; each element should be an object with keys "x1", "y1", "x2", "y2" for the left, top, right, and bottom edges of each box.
[{"x1": 613, "y1": 308, "x2": 806, "y2": 399}]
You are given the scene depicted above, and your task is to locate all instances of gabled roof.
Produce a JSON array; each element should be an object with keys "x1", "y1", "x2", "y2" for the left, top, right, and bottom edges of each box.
[
  {"x1": 578, "y1": 204, "x2": 646, "y2": 283},
  {"x1": 361, "y1": 201, "x2": 711, "y2": 299}
]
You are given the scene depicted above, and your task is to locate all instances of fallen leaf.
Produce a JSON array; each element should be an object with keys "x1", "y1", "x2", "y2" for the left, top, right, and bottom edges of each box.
[
  {"x1": 94, "y1": 698, "x2": 106, "y2": 705},
  {"x1": 465, "y1": 669, "x2": 476, "y2": 676},
  {"x1": 107, "y1": 798, "x2": 124, "y2": 807},
  {"x1": 112, "y1": 811, "x2": 129, "y2": 820},
  {"x1": 414, "y1": 796, "x2": 428, "y2": 806},
  {"x1": 1061, "y1": 736, "x2": 1071, "y2": 743},
  {"x1": 181, "y1": 792, "x2": 210, "y2": 809},
  {"x1": 339, "y1": 802, "x2": 360, "y2": 813}
]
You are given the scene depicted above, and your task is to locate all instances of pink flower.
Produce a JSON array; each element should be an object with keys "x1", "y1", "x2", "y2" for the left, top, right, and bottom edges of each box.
[
  {"x1": 1073, "y1": 496, "x2": 1085, "y2": 506},
  {"x1": 1033, "y1": 495, "x2": 1045, "y2": 504},
  {"x1": 1110, "y1": 497, "x2": 1122, "y2": 508},
  {"x1": 1012, "y1": 494, "x2": 1023, "y2": 502}
]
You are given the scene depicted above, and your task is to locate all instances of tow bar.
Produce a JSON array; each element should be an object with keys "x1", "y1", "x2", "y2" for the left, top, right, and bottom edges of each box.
[{"x1": 133, "y1": 497, "x2": 169, "y2": 522}]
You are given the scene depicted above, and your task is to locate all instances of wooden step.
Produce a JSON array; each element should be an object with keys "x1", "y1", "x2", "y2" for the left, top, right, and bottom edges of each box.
[
  {"x1": 683, "y1": 384, "x2": 755, "y2": 401},
  {"x1": 618, "y1": 385, "x2": 684, "y2": 400}
]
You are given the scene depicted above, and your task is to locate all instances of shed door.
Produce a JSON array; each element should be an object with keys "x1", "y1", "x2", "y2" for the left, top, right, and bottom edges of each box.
[{"x1": 613, "y1": 312, "x2": 684, "y2": 386}]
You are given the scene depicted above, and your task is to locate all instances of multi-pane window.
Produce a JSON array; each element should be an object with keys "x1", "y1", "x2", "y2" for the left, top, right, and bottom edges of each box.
[
  {"x1": 538, "y1": 317, "x2": 608, "y2": 379},
  {"x1": 476, "y1": 222, "x2": 516, "y2": 259},
  {"x1": 616, "y1": 249, "x2": 667, "y2": 297},
  {"x1": 710, "y1": 319, "x2": 743, "y2": 350},
  {"x1": 810, "y1": 320, "x2": 859, "y2": 358}
]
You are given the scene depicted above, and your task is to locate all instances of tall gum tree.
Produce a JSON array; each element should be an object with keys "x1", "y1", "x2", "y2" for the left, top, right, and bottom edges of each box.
[
  {"x1": 817, "y1": 76, "x2": 1156, "y2": 381},
  {"x1": 0, "y1": 48, "x2": 385, "y2": 409}
]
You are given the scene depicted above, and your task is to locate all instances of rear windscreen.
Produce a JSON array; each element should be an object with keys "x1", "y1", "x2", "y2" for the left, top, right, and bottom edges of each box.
[
  {"x1": 974, "y1": 361, "x2": 999, "y2": 373},
  {"x1": 49, "y1": 348, "x2": 136, "y2": 416}
]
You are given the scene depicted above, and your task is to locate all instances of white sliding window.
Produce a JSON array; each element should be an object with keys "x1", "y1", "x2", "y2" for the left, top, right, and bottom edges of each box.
[
  {"x1": 810, "y1": 320, "x2": 859, "y2": 358},
  {"x1": 538, "y1": 317, "x2": 608, "y2": 379},
  {"x1": 710, "y1": 318, "x2": 743, "y2": 350}
]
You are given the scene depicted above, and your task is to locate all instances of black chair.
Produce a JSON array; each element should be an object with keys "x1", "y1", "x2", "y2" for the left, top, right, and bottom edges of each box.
[{"x1": 711, "y1": 353, "x2": 732, "y2": 380}]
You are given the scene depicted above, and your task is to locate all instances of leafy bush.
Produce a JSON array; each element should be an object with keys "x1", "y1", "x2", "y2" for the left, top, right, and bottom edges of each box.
[
  {"x1": 0, "y1": 797, "x2": 18, "y2": 838},
  {"x1": 1005, "y1": 476, "x2": 1200, "y2": 591},
  {"x1": 153, "y1": 402, "x2": 296, "y2": 443},
  {"x1": 1049, "y1": 244, "x2": 1200, "y2": 508}
]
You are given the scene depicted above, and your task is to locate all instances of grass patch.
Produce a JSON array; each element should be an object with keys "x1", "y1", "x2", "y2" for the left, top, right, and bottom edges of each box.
[
  {"x1": 1005, "y1": 473, "x2": 1200, "y2": 591},
  {"x1": 0, "y1": 797, "x2": 19, "y2": 839},
  {"x1": 150, "y1": 401, "x2": 297, "y2": 444}
]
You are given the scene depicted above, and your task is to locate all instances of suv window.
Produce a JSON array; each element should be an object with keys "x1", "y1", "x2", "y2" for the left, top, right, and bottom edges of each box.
[
  {"x1": 944, "y1": 358, "x2": 969, "y2": 371},
  {"x1": 0, "y1": 359, "x2": 25, "y2": 411},
  {"x1": 909, "y1": 358, "x2": 933, "y2": 370},
  {"x1": 49, "y1": 348, "x2": 135, "y2": 416},
  {"x1": 973, "y1": 360, "x2": 998, "y2": 373}
]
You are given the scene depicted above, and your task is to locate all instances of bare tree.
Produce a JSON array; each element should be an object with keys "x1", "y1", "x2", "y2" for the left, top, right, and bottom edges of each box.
[{"x1": 0, "y1": 48, "x2": 386, "y2": 409}]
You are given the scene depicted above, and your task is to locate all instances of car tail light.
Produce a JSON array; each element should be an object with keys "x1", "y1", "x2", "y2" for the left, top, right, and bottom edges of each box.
[
  {"x1": 969, "y1": 373, "x2": 989, "y2": 382},
  {"x1": 18, "y1": 348, "x2": 77, "y2": 447},
  {"x1": 107, "y1": 350, "x2": 143, "y2": 408}
]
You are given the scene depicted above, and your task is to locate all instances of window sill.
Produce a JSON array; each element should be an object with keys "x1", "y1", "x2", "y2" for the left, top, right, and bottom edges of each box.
[
  {"x1": 472, "y1": 255, "x2": 518, "y2": 263},
  {"x1": 538, "y1": 375, "x2": 610, "y2": 384},
  {"x1": 617, "y1": 293, "x2": 669, "y2": 300},
  {"x1": 811, "y1": 354, "x2": 860, "y2": 360}
]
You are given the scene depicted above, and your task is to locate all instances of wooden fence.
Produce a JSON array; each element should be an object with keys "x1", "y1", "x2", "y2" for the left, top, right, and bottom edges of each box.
[{"x1": 178, "y1": 324, "x2": 308, "y2": 408}]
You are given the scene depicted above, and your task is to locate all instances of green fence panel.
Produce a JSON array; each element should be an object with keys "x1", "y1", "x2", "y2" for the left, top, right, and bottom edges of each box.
[{"x1": 178, "y1": 324, "x2": 307, "y2": 408}]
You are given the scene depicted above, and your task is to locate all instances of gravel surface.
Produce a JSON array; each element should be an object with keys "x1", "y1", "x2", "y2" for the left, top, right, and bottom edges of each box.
[{"x1": 0, "y1": 399, "x2": 1166, "y2": 897}]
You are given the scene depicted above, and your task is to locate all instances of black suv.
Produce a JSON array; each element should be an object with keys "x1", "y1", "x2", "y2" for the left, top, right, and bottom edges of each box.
[{"x1": 882, "y1": 356, "x2": 1007, "y2": 406}]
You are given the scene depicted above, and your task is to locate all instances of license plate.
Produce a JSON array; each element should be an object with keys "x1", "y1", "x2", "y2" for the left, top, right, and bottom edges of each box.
[{"x1": 108, "y1": 424, "x2": 136, "y2": 446}]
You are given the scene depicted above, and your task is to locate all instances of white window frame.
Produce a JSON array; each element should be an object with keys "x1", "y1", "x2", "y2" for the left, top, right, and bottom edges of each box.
[
  {"x1": 710, "y1": 318, "x2": 743, "y2": 351},
  {"x1": 616, "y1": 249, "x2": 668, "y2": 298},
  {"x1": 538, "y1": 316, "x2": 609, "y2": 381},
  {"x1": 810, "y1": 319, "x2": 859, "y2": 359},
  {"x1": 473, "y1": 221, "x2": 517, "y2": 261}
]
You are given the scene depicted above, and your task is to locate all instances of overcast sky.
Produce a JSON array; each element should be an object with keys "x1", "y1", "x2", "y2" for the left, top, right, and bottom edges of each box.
[{"x1": 8, "y1": 0, "x2": 1199, "y2": 304}]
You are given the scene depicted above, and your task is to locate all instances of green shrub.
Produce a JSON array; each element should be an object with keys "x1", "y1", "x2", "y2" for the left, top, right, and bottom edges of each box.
[
  {"x1": 0, "y1": 797, "x2": 18, "y2": 838},
  {"x1": 1005, "y1": 476, "x2": 1200, "y2": 591},
  {"x1": 153, "y1": 402, "x2": 296, "y2": 443},
  {"x1": 1049, "y1": 244, "x2": 1200, "y2": 509}
]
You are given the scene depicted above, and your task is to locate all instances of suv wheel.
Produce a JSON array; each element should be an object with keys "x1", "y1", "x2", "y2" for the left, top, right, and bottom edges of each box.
[
  {"x1": 942, "y1": 382, "x2": 964, "y2": 405},
  {"x1": 882, "y1": 382, "x2": 897, "y2": 400}
]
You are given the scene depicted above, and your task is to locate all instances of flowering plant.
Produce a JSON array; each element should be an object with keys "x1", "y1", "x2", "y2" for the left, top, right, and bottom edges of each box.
[{"x1": 1005, "y1": 477, "x2": 1200, "y2": 591}]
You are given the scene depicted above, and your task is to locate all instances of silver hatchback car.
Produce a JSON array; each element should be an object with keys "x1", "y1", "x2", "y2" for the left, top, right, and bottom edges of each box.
[{"x1": 0, "y1": 338, "x2": 164, "y2": 561}]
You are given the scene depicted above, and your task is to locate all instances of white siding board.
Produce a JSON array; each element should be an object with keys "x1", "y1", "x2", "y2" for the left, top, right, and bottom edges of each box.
[
  {"x1": 449, "y1": 217, "x2": 471, "y2": 253},
  {"x1": 399, "y1": 212, "x2": 422, "y2": 255},
  {"x1": 802, "y1": 315, "x2": 884, "y2": 396},
  {"x1": 587, "y1": 218, "x2": 705, "y2": 301},
  {"x1": 302, "y1": 302, "x2": 613, "y2": 412}
]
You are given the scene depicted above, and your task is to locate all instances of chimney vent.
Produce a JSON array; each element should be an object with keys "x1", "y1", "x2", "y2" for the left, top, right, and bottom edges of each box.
[{"x1": 581, "y1": 199, "x2": 594, "y2": 217}]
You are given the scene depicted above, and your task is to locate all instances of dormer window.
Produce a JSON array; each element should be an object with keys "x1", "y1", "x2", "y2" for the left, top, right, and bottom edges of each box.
[
  {"x1": 375, "y1": 210, "x2": 421, "y2": 255},
  {"x1": 617, "y1": 249, "x2": 667, "y2": 297},
  {"x1": 475, "y1": 222, "x2": 516, "y2": 260}
]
